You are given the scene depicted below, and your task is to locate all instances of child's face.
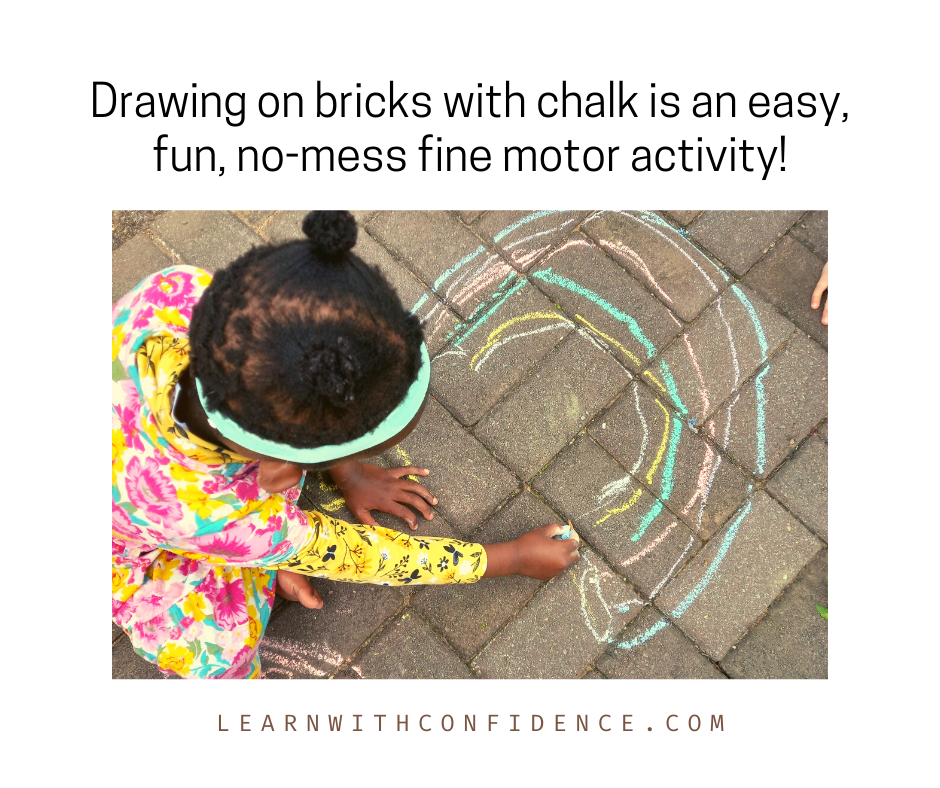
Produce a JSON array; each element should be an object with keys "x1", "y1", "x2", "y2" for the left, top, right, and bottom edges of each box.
[{"x1": 221, "y1": 397, "x2": 427, "y2": 494}]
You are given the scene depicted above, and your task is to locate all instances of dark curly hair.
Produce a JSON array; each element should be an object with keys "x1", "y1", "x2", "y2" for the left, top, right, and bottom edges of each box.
[{"x1": 188, "y1": 210, "x2": 425, "y2": 449}]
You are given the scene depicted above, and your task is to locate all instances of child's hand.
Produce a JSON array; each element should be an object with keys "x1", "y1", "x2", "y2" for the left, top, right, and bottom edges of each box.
[
  {"x1": 811, "y1": 262, "x2": 829, "y2": 325},
  {"x1": 483, "y1": 523, "x2": 581, "y2": 580},
  {"x1": 329, "y1": 460, "x2": 437, "y2": 530},
  {"x1": 514, "y1": 523, "x2": 581, "y2": 579}
]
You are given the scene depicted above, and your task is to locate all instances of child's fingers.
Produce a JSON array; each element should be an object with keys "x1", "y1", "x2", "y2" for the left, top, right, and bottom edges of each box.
[
  {"x1": 811, "y1": 265, "x2": 828, "y2": 309},
  {"x1": 401, "y1": 479, "x2": 438, "y2": 506},
  {"x1": 392, "y1": 466, "x2": 430, "y2": 478},
  {"x1": 544, "y1": 522, "x2": 566, "y2": 537},
  {"x1": 387, "y1": 503, "x2": 418, "y2": 529},
  {"x1": 822, "y1": 299, "x2": 829, "y2": 325},
  {"x1": 396, "y1": 491, "x2": 435, "y2": 520},
  {"x1": 354, "y1": 507, "x2": 381, "y2": 529}
]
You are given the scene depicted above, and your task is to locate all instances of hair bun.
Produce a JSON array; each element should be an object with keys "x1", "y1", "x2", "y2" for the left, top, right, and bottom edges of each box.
[{"x1": 302, "y1": 211, "x2": 358, "y2": 257}]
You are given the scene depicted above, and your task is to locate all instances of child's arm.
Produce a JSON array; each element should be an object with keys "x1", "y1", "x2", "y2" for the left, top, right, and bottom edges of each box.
[{"x1": 273, "y1": 511, "x2": 578, "y2": 586}]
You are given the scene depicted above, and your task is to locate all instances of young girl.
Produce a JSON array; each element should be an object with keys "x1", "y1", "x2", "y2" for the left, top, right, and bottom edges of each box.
[{"x1": 112, "y1": 210, "x2": 580, "y2": 679}]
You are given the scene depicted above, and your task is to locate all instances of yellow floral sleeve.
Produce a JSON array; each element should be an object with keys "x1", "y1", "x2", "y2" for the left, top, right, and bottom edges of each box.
[{"x1": 275, "y1": 510, "x2": 488, "y2": 586}]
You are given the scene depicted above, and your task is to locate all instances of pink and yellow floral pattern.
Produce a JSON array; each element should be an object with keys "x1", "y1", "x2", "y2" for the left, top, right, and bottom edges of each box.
[{"x1": 112, "y1": 266, "x2": 486, "y2": 679}]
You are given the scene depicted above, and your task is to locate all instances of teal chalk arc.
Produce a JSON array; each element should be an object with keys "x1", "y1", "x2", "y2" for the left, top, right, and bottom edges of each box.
[
  {"x1": 670, "y1": 499, "x2": 752, "y2": 618},
  {"x1": 532, "y1": 268, "x2": 657, "y2": 358}
]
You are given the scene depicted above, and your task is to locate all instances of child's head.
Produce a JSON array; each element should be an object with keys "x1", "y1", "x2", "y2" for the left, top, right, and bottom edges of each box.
[{"x1": 189, "y1": 211, "x2": 425, "y2": 457}]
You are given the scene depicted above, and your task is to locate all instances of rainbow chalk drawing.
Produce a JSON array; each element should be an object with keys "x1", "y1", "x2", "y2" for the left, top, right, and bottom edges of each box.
[{"x1": 393, "y1": 212, "x2": 775, "y2": 658}]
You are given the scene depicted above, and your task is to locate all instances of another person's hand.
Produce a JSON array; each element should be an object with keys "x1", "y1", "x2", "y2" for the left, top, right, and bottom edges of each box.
[
  {"x1": 330, "y1": 460, "x2": 437, "y2": 530},
  {"x1": 275, "y1": 569, "x2": 323, "y2": 609},
  {"x1": 811, "y1": 262, "x2": 829, "y2": 325}
]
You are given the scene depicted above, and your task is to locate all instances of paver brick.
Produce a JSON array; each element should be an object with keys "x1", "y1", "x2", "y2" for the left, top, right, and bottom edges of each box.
[
  {"x1": 472, "y1": 546, "x2": 642, "y2": 679},
  {"x1": 351, "y1": 210, "x2": 378, "y2": 226},
  {"x1": 582, "y1": 210, "x2": 729, "y2": 321},
  {"x1": 384, "y1": 397, "x2": 518, "y2": 533},
  {"x1": 410, "y1": 490, "x2": 550, "y2": 659},
  {"x1": 706, "y1": 334, "x2": 828, "y2": 478},
  {"x1": 472, "y1": 210, "x2": 593, "y2": 270},
  {"x1": 589, "y1": 382, "x2": 752, "y2": 540},
  {"x1": 234, "y1": 210, "x2": 275, "y2": 228},
  {"x1": 532, "y1": 434, "x2": 702, "y2": 598},
  {"x1": 649, "y1": 284, "x2": 795, "y2": 425},
  {"x1": 260, "y1": 581, "x2": 404, "y2": 678},
  {"x1": 262, "y1": 210, "x2": 306, "y2": 243},
  {"x1": 581, "y1": 670, "x2": 606, "y2": 679},
  {"x1": 354, "y1": 229, "x2": 459, "y2": 356},
  {"x1": 474, "y1": 332, "x2": 631, "y2": 480},
  {"x1": 149, "y1": 210, "x2": 262, "y2": 271},
  {"x1": 367, "y1": 211, "x2": 501, "y2": 318},
  {"x1": 744, "y1": 234, "x2": 829, "y2": 348},
  {"x1": 456, "y1": 210, "x2": 485, "y2": 224},
  {"x1": 112, "y1": 233, "x2": 174, "y2": 303},
  {"x1": 532, "y1": 235, "x2": 683, "y2": 373},
  {"x1": 687, "y1": 210, "x2": 804, "y2": 275},
  {"x1": 765, "y1": 435, "x2": 828, "y2": 542},
  {"x1": 596, "y1": 606, "x2": 726, "y2": 679},
  {"x1": 430, "y1": 280, "x2": 573, "y2": 425},
  {"x1": 341, "y1": 613, "x2": 475, "y2": 679},
  {"x1": 720, "y1": 549, "x2": 827, "y2": 679},
  {"x1": 817, "y1": 420, "x2": 828, "y2": 442},
  {"x1": 660, "y1": 210, "x2": 703, "y2": 226},
  {"x1": 790, "y1": 210, "x2": 828, "y2": 261},
  {"x1": 656, "y1": 491, "x2": 822, "y2": 660},
  {"x1": 112, "y1": 622, "x2": 124, "y2": 643},
  {"x1": 112, "y1": 209, "x2": 165, "y2": 250}
]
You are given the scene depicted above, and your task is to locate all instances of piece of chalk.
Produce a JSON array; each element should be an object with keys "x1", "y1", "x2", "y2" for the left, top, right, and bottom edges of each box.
[{"x1": 554, "y1": 521, "x2": 573, "y2": 540}]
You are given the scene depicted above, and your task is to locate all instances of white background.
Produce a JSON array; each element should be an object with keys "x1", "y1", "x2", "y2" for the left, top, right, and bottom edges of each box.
[{"x1": 5, "y1": 0, "x2": 936, "y2": 783}]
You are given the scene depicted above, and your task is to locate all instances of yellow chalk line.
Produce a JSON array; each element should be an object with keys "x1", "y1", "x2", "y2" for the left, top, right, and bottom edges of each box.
[
  {"x1": 595, "y1": 487, "x2": 643, "y2": 525},
  {"x1": 469, "y1": 312, "x2": 564, "y2": 368},
  {"x1": 574, "y1": 314, "x2": 642, "y2": 368},
  {"x1": 643, "y1": 370, "x2": 669, "y2": 397},
  {"x1": 395, "y1": 445, "x2": 420, "y2": 482},
  {"x1": 647, "y1": 399, "x2": 671, "y2": 485}
]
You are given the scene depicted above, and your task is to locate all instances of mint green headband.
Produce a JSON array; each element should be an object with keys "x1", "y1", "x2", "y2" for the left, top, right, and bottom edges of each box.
[{"x1": 195, "y1": 343, "x2": 430, "y2": 464}]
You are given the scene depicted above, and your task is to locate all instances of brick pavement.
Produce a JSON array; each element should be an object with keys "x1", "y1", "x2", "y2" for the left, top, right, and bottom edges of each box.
[{"x1": 112, "y1": 209, "x2": 828, "y2": 679}]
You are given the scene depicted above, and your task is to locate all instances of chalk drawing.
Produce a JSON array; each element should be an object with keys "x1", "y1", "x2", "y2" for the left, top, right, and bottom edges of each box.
[
  {"x1": 613, "y1": 616, "x2": 669, "y2": 651},
  {"x1": 260, "y1": 635, "x2": 345, "y2": 679},
  {"x1": 632, "y1": 501, "x2": 663, "y2": 542},
  {"x1": 598, "y1": 238, "x2": 675, "y2": 305},
  {"x1": 731, "y1": 284, "x2": 770, "y2": 474},
  {"x1": 531, "y1": 267, "x2": 657, "y2": 358},
  {"x1": 649, "y1": 534, "x2": 696, "y2": 599},
  {"x1": 632, "y1": 210, "x2": 728, "y2": 286},
  {"x1": 670, "y1": 499, "x2": 752, "y2": 618},
  {"x1": 621, "y1": 522, "x2": 677, "y2": 567},
  {"x1": 570, "y1": 552, "x2": 640, "y2": 643},
  {"x1": 446, "y1": 275, "x2": 526, "y2": 348},
  {"x1": 473, "y1": 322, "x2": 571, "y2": 372},
  {"x1": 469, "y1": 312, "x2": 571, "y2": 370},
  {"x1": 629, "y1": 384, "x2": 649, "y2": 475},
  {"x1": 573, "y1": 314, "x2": 642, "y2": 367},
  {"x1": 407, "y1": 214, "x2": 777, "y2": 660},
  {"x1": 647, "y1": 399, "x2": 671, "y2": 486},
  {"x1": 492, "y1": 210, "x2": 565, "y2": 243},
  {"x1": 596, "y1": 487, "x2": 644, "y2": 525},
  {"x1": 432, "y1": 244, "x2": 487, "y2": 291}
]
